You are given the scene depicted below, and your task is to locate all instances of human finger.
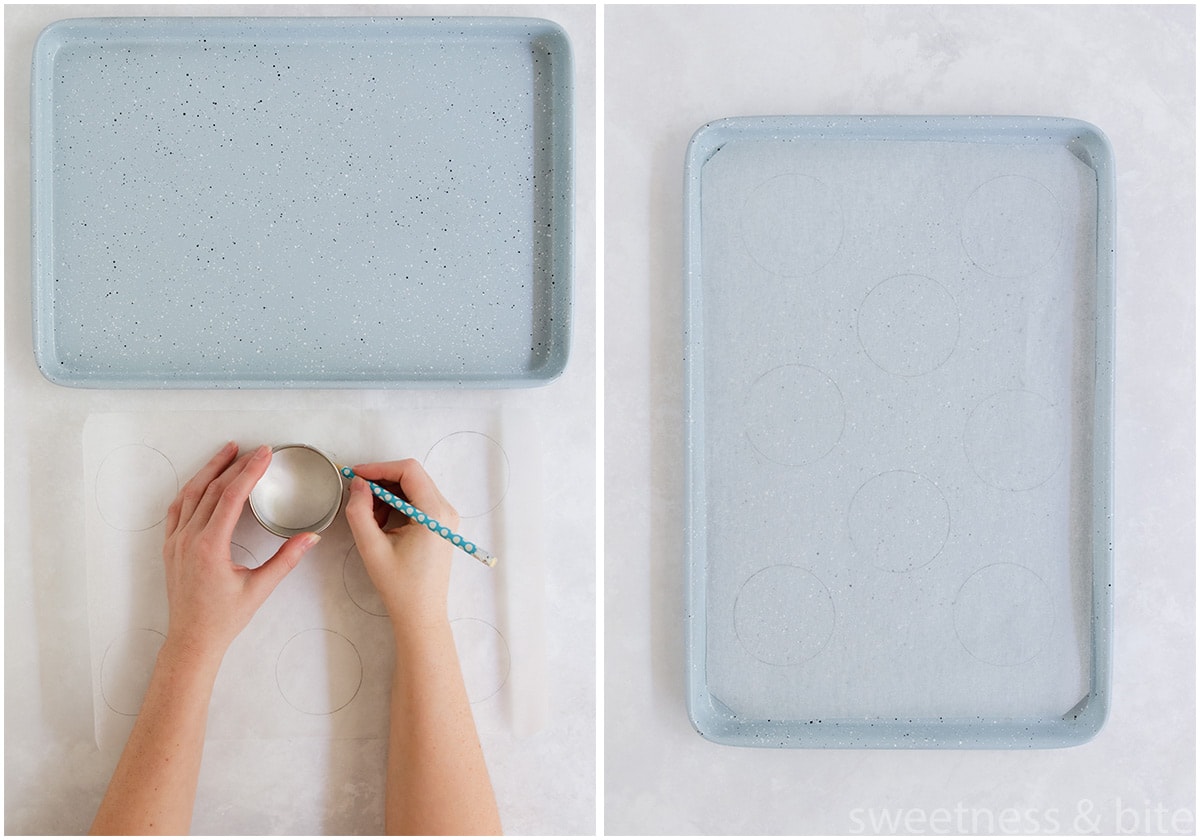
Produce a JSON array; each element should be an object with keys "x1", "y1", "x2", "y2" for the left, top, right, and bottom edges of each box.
[
  {"x1": 168, "y1": 441, "x2": 238, "y2": 536},
  {"x1": 354, "y1": 475, "x2": 405, "y2": 529},
  {"x1": 246, "y1": 532, "x2": 320, "y2": 604},
  {"x1": 345, "y1": 476, "x2": 393, "y2": 558},
  {"x1": 202, "y1": 445, "x2": 272, "y2": 541},
  {"x1": 185, "y1": 446, "x2": 261, "y2": 533},
  {"x1": 352, "y1": 459, "x2": 457, "y2": 525}
]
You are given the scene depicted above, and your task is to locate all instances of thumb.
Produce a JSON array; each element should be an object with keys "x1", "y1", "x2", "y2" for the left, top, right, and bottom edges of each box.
[
  {"x1": 345, "y1": 476, "x2": 392, "y2": 557},
  {"x1": 247, "y1": 532, "x2": 318, "y2": 602}
]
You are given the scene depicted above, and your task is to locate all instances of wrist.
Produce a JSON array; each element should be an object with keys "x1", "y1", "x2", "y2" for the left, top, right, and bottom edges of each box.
[
  {"x1": 158, "y1": 634, "x2": 226, "y2": 682},
  {"x1": 389, "y1": 605, "x2": 450, "y2": 640}
]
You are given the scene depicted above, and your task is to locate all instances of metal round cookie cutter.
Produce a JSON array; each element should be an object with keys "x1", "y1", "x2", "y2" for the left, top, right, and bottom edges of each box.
[{"x1": 249, "y1": 444, "x2": 344, "y2": 537}]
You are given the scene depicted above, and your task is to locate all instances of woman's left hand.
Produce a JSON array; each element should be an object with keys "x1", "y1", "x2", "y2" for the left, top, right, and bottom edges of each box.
[{"x1": 160, "y1": 442, "x2": 320, "y2": 669}]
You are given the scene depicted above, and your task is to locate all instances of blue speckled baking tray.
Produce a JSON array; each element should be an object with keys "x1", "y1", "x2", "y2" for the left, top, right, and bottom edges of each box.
[
  {"x1": 32, "y1": 16, "x2": 573, "y2": 388},
  {"x1": 684, "y1": 116, "x2": 1114, "y2": 748}
]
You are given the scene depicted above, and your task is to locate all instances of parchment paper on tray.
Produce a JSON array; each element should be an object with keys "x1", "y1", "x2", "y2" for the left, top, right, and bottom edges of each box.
[
  {"x1": 84, "y1": 409, "x2": 547, "y2": 750},
  {"x1": 684, "y1": 117, "x2": 1114, "y2": 748}
]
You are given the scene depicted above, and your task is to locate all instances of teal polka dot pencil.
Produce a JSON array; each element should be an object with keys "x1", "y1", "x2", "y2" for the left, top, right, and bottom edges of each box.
[{"x1": 337, "y1": 465, "x2": 498, "y2": 568}]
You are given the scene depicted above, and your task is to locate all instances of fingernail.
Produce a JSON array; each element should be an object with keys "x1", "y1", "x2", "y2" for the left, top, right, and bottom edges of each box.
[
  {"x1": 253, "y1": 445, "x2": 271, "y2": 461},
  {"x1": 301, "y1": 533, "x2": 322, "y2": 549}
]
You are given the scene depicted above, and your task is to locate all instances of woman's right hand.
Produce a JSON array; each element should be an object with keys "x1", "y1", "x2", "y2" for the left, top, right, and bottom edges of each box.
[{"x1": 343, "y1": 459, "x2": 459, "y2": 632}]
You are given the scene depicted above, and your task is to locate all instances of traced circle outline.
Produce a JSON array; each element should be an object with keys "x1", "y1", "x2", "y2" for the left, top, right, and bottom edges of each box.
[
  {"x1": 952, "y1": 562, "x2": 1055, "y2": 667},
  {"x1": 95, "y1": 444, "x2": 179, "y2": 532},
  {"x1": 450, "y1": 617, "x2": 511, "y2": 704},
  {"x1": 733, "y1": 564, "x2": 836, "y2": 667},
  {"x1": 342, "y1": 544, "x2": 388, "y2": 618},
  {"x1": 848, "y1": 469, "x2": 952, "y2": 573},
  {"x1": 960, "y1": 174, "x2": 1063, "y2": 278},
  {"x1": 744, "y1": 363, "x2": 846, "y2": 467},
  {"x1": 100, "y1": 627, "x2": 167, "y2": 716},
  {"x1": 855, "y1": 273, "x2": 961, "y2": 377},
  {"x1": 423, "y1": 430, "x2": 511, "y2": 519},
  {"x1": 274, "y1": 628, "x2": 364, "y2": 716},
  {"x1": 740, "y1": 172, "x2": 845, "y2": 277},
  {"x1": 963, "y1": 389, "x2": 1066, "y2": 492},
  {"x1": 230, "y1": 541, "x2": 258, "y2": 570}
]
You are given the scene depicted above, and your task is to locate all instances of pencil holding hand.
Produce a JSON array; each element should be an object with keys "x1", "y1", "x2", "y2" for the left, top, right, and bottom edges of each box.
[{"x1": 338, "y1": 465, "x2": 498, "y2": 568}]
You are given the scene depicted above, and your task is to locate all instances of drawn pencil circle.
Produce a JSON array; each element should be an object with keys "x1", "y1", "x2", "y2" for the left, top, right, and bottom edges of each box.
[
  {"x1": 857, "y1": 274, "x2": 960, "y2": 377},
  {"x1": 745, "y1": 364, "x2": 845, "y2": 466},
  {"x1": 96, "y1": 444, "x2": 178, "y2": 531},
  {"x1": 100, "y1": 628, "x2": 166, "y2": 716},
  {"x1": 953, "y1": 563, "x2": 1054, "y2": 666},
  {"x1": 230, "y1": 542, "x2": 259, "y2": 570},
  {"x1": 961, "y1": 175, "x2": 1062, "y2": 277},
  {"x1": 734, "y1": 565, "x2": 835, "y2": 666},
  {"x1": 964, "y1": 390, "x2": 1066, "y2": 491},
  {"x1": 450, "y1": 618, "x2": 511, "y2": 704},
  {"x1": 343, "y1": 544, "x2": 388, "y2": 617},
  {"x1": 741, "y1": 173, "x2": 843, "y2": 276},
  {"x1": 849, "y1": 470, "x2": 951, "y2": 573},
  {"x1": 275, "y1": 629, "x2": 363, "y2": 715},
  {"x1": 424, "y1": 431, "x2": 510, "y2": 519}
]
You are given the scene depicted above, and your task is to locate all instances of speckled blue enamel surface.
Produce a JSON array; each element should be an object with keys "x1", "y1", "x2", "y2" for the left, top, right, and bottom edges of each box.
[{"x1": 32, "y1": 17, "x2": 573, "y2": 388}]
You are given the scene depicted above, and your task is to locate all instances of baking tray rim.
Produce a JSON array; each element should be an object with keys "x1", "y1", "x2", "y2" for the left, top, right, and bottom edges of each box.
[
  {"x1": 682, "y1": 114, "x2": 1115, "y2": 749},
  {"x1": 30, "y1": 15, "x2": 575, "y2": 389}
]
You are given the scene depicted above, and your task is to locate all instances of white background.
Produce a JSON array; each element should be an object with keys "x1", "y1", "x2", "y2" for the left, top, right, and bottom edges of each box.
[
  {"x1": 5, "y1": 2, "x2": 1196, "y2": 837},
  {"x1": 604, "y1": 4, "x2": 1194, "y2": 835},
  {"x1": 4, "y1": 3, "x2": 595, "y2": 834}
]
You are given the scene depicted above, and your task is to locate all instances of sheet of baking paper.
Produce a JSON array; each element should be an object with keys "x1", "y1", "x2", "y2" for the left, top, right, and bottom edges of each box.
[
  {"x1": 699, "y1": 140, "x2": 1097, "y2": 721},
  {"x1": 83, "y1": 409, "x2": 546, "y2": 750}
]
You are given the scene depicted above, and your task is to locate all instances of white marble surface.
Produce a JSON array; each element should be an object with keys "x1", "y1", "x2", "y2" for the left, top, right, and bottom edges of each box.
[
  {"x1": 604, "y1": 4, "x2": 1194, "y2": 835},
  {"x1": 4, "y1": 4, "x2": 595, "y2": 835}
]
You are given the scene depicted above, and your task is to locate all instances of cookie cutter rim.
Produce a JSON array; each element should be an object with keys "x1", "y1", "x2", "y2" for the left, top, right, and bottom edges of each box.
[{"x1": 249, "y1": 443, "x2": 344, "y2": 538}]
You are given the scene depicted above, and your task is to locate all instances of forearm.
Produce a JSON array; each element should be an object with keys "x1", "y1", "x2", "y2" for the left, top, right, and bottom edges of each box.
[
  {"x1": 91, "y1": 642, "x2": 220, "y2": 835},
  {"x1": 386, "y1": 618, "x2": 501, "y2": 836}
]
